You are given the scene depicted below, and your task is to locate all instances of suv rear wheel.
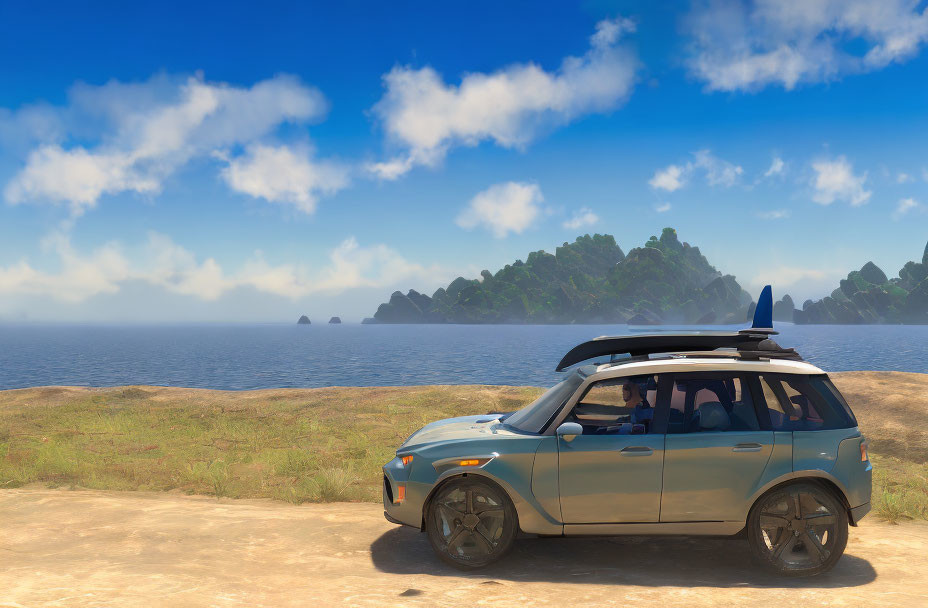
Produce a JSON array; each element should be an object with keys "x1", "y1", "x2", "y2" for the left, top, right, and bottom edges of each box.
[
  {"x1": 747, "y1": 482, "x2": 848, "y2": 577},
  {"x1": 425, "y1": 477, "x2": 517, "y2": 569}
]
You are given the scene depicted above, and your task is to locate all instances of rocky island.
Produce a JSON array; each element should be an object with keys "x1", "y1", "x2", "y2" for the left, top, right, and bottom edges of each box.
[
  {"x1": 297, "y1": 315, "x2": 311, "y2": 325},
  {"x1": 369, "y1": 228, "x2": 928, "y2": 325},
  {"x1": 794, "y1": 243, "x2": 928, "y2": 324},
  {"x1": 372, "y1": 229, "x2": 756, "y2": 324}
]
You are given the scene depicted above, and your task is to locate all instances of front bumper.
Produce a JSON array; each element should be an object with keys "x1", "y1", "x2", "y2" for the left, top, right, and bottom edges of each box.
[
  {"x1": 383, "y1": 510, "x2": 407, "y2": 526},
  {"x1": 849, "y1": 502, "x2": 871, "y2": 526},
  {"x1": 382, "y1": 456, "x2": 428, "y2": 529}
]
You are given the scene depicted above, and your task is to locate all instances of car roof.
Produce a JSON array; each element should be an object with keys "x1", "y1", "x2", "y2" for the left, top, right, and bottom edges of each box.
[{"x1": 586, "y1": 355, "x2": 824, "y2": 381}]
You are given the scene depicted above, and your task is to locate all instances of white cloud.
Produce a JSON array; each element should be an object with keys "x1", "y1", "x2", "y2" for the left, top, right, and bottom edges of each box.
[
  {"x1": 0, "y1": 233, "x2": 130, "y2": 302},
  {"x1": 4, "y1": 146, "x2": 159, "y2": 211},
  {"x1": 562, "y1": 207, "x2": 599, "y2": 230},
  {"x1": 649, "y1": 164, "x2": 688, "y2": 192},
  {"x1": 892, "y1": 197, "x2": 919, "y2": 220},
  {"x1": 0, "y1": 232, "x2": 443, "y2": 303},
  {"x1": 143, "y1": 232, "x2": 229, "y2": 300},
  {"x1": 368, "y1": 17, "x2": 639, "y2": 179},
  {"x1": 693, "y1": 149, "x2": 744, "y2": 186},
  {"x1": 456, "y1": 182, "x2": 543, "y2": 238},
  {"x1": 757, "y1": 209, "x2": 791, "y2": 220},
  {"x1": 221, "y1": 144, "x2": 348, "y2": 214},
  {"x1": 654, "y1": 202, "x2": 672, "y2": 213},
  {"x1": 896, "y1": 172, "x2": 914, "y2": 184},
  {"x1": 3, "y1": 74, "x2": 331, "y2": 215},
  {"x1": 811, "y1": 156, "x2": 871, "y2": 206},
  {"x1": 649, "y1": 149, "x2": 742, "y2": 191},
  {"x1": 685, "y1": 0, "x2": 928, "y2": 92},
  {"x1": 764, "y1": 156, "x2": 785, "y2": 177}
]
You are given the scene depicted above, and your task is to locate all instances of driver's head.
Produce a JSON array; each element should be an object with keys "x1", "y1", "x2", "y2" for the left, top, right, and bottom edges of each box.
[{"x1": 622, "y1": 382, "x2": 640, "y2": 405}]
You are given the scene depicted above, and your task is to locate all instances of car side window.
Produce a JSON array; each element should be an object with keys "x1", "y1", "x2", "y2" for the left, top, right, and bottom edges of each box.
[
  {"x1": 568, "y1": 375, "x2": 657, "y2": 435},
  {"x1": 667, "y1": 373, "x2": 759, "y2": 433},
  {"x1": 757, "y1": 374, "x2": 855, "y2": 431}
]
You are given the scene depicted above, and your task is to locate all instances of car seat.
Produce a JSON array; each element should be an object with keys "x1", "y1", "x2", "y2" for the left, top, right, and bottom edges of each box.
[{"x1": 696, "y1": 402, "x2": 731, "y2": 432}]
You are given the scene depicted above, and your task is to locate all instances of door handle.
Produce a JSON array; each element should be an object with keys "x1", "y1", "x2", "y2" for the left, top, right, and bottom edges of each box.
[
  {"x1": 620, "y1": 446, "x2": 653, "y2": 456},
  {"x1": 732, "y1": 442, "x2": 763, "y2": 452}
]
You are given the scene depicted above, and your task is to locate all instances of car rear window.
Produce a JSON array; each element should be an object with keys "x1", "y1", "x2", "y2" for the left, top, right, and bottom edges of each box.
[{"x1": 756, "y1": 374, "x2": 857, "y2": 431}]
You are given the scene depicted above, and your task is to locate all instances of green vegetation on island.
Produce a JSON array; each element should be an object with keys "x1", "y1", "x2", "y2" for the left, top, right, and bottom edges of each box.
[
  {"x1": 370, "y1": 228, "x2": 928, "y2": 325},
  {"x1": 794, "y1": 243, "x2": 928, "y2": 324},
  {"x1": 374, "y1": 228, "x2": 754, "y2": 324}
]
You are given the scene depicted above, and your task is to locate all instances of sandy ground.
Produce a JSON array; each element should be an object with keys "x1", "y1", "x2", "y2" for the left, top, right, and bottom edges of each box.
[{"x1": 2, "y1": 488, "x2": 927, "y2": 608}]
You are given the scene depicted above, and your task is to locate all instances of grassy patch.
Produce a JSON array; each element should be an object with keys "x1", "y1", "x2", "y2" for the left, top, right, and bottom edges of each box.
[
  {"x1": 0, "y1": 384, "x2": 542, "y2": 502},
  {"x1": 2, "y1": 372, "x2": 927, "y2": 520},
  {"x1": 871, "y1": 454, "x2": 928, "y2": 523}
]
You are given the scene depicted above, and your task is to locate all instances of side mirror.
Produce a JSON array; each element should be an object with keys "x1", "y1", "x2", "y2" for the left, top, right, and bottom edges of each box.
[{"x1": 556, "y1": 422, "x2": 583, "y2": 442}]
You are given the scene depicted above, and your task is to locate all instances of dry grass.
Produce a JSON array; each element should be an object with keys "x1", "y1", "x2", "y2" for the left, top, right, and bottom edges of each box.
[
  {"x1": 1, "y1": 372, "x2": 926, "y2": 519},
  {"x1": 0, "y1": 384, "x2": 541, "y2": 503},
  {"x1": 830, "y1": 372, "x2": 928, "y2": 523}
]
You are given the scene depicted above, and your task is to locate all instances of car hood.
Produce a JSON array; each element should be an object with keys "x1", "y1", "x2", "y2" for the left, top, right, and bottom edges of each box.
[{"x1": 401, "y1": 414, "x2": 507, "y2": 449}]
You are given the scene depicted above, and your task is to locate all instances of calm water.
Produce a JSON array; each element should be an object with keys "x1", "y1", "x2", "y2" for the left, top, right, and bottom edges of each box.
[{"x1": 0, "y1": 323, "x2": 926, "y2": 390}]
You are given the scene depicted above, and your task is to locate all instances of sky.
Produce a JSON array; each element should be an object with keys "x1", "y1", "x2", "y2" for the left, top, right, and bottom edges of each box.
[{"x1": 1, "y1": 0, "x2": 927, "y2": 323}]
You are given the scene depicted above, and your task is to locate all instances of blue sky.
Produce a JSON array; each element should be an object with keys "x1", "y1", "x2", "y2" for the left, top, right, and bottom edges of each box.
[{"x1": 1, "y1": 0, "x2": 927, "y2": 322}]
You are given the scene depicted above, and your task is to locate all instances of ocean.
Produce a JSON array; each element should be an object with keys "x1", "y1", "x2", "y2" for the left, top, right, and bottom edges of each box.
[{"x1": 0, "y1": 323, "x2": 925, "y2": 391}]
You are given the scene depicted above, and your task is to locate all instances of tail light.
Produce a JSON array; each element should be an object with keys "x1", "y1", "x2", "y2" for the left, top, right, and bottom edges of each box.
[{"x1": 860, "y1": 440, "x2": 869, "y2": 462}]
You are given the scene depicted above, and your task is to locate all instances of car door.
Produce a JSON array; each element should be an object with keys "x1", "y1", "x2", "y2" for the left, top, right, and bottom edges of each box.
[
  {"x1": 556, "y1": 374, "x2": 664, "y2": 523},
  {"x1": 660, "y1": 372, "x2": 774, "y2": 523}
]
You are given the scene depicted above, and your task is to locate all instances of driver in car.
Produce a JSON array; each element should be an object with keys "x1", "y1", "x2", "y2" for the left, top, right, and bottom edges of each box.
[{"x1": 623, "y1": 381, "x2": 654, "y2": 429}]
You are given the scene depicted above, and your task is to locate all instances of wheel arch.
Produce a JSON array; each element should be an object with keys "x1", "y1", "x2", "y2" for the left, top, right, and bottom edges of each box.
[
  {"x1": 746, "y1": 472, "x2": 854, "y2": 527},
  {"x1": 420, "y1": 471, "x2": 523, "y2": 532}
]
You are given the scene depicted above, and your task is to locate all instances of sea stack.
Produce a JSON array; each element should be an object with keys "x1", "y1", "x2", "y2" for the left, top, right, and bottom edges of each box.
[
  {"x1": 328, "y1": 316, "x2": 342, "y2": 324},
  {"x1": 297, "y1": 315, "x2": 311, "y2": 325}
]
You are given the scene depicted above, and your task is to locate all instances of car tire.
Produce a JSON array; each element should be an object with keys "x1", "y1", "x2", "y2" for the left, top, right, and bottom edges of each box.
[
  {"x1": 425, "y1": 476, "x2": 518, "y2": 570},
  {"x1": 747, "y1": 481, "x2": 848, "y2": 577}
]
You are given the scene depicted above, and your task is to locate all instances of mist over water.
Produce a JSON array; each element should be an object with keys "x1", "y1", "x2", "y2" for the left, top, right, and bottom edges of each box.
[{"x1": 1, "y1": 323, "x2": 925, "y2": 391}]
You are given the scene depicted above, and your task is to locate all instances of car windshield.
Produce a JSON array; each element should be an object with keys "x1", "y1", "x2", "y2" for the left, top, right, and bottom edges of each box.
[{"x1": 502, "y1": 371, "x2": 585, "y2": 434}]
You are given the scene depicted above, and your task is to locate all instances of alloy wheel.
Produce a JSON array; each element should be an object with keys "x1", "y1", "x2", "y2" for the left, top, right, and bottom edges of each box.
[
  {"x1": 426, "y1": 478, "x2": 516, "y2": 568},
  {"x1": 748, "y1": 482, "x2": 848, "y2": 576}
]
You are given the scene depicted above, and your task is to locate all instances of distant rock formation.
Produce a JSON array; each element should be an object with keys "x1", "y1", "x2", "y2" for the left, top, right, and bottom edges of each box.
[
  {"x1": 367, "y1": 231, "x2": 928, "y2": 325},
  {"x1": 361, "y1": 317, "x2": 378, "y2": 324},
  {"x1": 794, "y1": 242, "x2": 928, "y2": 324},
  {"x1": 297, "y1": 315, "x2": 311, "y2": 325},
  {"x1": 328, "y1": 317, "x2": 342, "y2": 324},
  {"x1": 369, "y1": 229, "x2": 752, "y2": 324},
  {"x1": 773, "y1": 295, "x2": 795, "y2": 322}
]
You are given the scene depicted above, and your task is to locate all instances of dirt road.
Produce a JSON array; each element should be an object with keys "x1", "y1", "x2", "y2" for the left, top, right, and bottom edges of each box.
[{"x1": 1, "y1": 488, "x2": 926, "y2": 608}]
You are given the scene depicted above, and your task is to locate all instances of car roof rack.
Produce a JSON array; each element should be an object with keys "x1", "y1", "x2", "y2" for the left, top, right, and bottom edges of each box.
[{"x1": 555, "y1": 285, "x2": 803, "y2": 371}]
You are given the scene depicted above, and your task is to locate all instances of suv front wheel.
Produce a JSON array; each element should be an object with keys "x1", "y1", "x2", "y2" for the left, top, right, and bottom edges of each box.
[
  {"x1": 425, "y1": 477, "x2": 517, "y2": 569},
  {"x1": 747, "y1": 482, "x2": 848, "y2": 577}
]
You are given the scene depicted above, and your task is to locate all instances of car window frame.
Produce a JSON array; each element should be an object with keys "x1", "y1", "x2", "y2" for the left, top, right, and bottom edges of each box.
[
  {"x1": 744, "y1": 373, "x2": 774, "y2": 431},
  {"x1": 750, "y1": 372, "x2": 857, "y2": 431},
  {"x1": 545, "y1": 371, "x2": 673, "y2": 436},
  {"x1": 662, "y1": 371, "x2": 765, "y2": 435}
]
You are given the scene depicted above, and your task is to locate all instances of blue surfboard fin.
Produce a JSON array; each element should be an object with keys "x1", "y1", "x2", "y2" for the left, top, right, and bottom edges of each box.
[{"x1": 751, "y1": 285, "x2": 773, "y2": 330}]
